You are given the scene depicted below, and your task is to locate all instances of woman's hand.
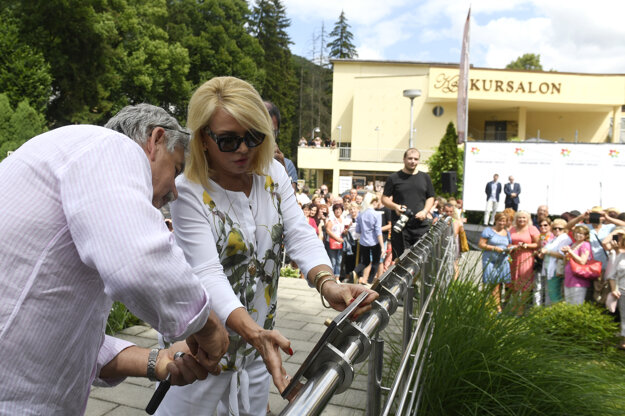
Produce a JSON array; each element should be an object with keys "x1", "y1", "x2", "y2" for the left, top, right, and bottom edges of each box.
[
  {"x1": 156, "y1": 341, "x2": 209, "y2": 386},
  {"x1": 225, "y1": 308, "x2": 292, "y2": 394},
  {"x1": 612, "y1": 289, "x2": 621, "y2": 300},
  {"x1": 321, "y1": 281, "x2": 379, "y2": 319},
  {"x1": 561, "y1": 245, "x2": 571, "y2": 253},
  {"x1": 249, "y1": 329, "x2": 293, "y2": 394}
]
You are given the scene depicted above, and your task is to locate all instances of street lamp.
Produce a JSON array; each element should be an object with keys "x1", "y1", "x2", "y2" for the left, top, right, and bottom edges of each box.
[
  {"x1": 311, "y1": 126, "x2": 320, "y2": 144},
  {"x1": 403, "y1": 89, "x2": 421, "y2": 148}
]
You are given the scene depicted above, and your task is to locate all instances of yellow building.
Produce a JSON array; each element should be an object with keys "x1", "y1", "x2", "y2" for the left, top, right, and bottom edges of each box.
[{"x1": 297, "y1": 59, "x2": 625, "y2": 195}]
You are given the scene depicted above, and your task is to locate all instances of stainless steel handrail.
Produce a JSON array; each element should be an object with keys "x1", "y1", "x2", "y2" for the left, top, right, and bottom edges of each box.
[{"x1": 279, "y1": 218, "x2": 455, "y2": 416}]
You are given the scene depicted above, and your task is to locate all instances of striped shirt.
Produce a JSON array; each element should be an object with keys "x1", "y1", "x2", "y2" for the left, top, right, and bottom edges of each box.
[{"x1": 0, "y1": 125, "x2": 213, "y2": 414}]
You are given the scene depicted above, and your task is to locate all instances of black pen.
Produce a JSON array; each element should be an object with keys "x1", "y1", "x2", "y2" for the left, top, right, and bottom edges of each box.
[{"x1": 145, "y1": 351, "x2": 185, "y2": 415}]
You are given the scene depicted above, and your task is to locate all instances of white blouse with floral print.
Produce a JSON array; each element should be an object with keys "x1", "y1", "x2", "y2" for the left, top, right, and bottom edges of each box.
[{"x1": 170, "y1": 159, "x2": 331, "y2": 371}]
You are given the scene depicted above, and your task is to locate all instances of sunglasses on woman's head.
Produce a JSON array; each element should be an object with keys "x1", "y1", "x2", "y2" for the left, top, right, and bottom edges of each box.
[{"x1": 204, "y1": 127, "x2": 265, "y2": 152}]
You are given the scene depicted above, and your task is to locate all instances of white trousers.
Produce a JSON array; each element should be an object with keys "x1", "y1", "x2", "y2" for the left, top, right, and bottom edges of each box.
[
  {"x1": 484, "y1": 199, "x2": 498, "y2": 225},
  {"x1": 154, "y1": 355, "x2": 270, "y2": 416},
  {"x1": 564, "y1": 286, "x2": 587, "y2": 305}
]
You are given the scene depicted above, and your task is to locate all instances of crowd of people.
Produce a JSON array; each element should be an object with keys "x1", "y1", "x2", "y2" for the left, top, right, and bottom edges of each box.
[
  {"x1": 478, "y1": 204, "x2": 625, "y2": 319},
  {"x1": 293, "y1": 183, "x2": 468, "y2": 287},
  {"x1": 298, "y1": 136, "x2": 337, "y2": 148}
]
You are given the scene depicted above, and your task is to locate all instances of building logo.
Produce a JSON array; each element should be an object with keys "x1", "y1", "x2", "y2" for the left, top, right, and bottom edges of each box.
[
  {"x1": 433, "y1": 73, "x2": 562, "y2": 95},
  {"x1": 514, "y1": 148, "x2": 525, "y2": 156},
  {"x1": 561, "y1": 148, "x2": 571, "y2": 157},
  {"x1": 609, "y1": 149, "x2": 619, "y2": 158},
  {"x1": 470, "y1": 146, "x2": 480, "y2": 155}
]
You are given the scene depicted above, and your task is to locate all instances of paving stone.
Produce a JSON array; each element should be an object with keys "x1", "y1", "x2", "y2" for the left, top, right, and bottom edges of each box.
[
  {"x1": 104, "y1": 405, "x2": 148, "y2": 415},
  {"x1": 138, "y1": 328, "x2": 159, "y2": 339},
  {"x1": 118, "y1": 325, "x2": 150, "y2": 336},
  {"x1": 84, "y1": 398, "x2": 117, "y2": 416},
  {"x1": 124, "y1": 376, "x2": 154, "y2": 388},
  {"x1": 302, "y1": 322, "x2": 327, "y2": 333},
  {"x1": 273, "y1": 318, "x2": 306, "y2": 330},
  {"x1": 111, "y1": 334, "x2": 156, "y2": 348},
  {"x1": 278, "y1": 327, "x2": 319, "y2": 342},
  {"x1": 89, "y1": 382, "x2": 154, "y2": 409}
]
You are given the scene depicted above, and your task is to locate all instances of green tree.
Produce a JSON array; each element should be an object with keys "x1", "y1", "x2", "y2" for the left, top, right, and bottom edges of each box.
[
  {"x1": 166, "y1": 0, "x2": 265, "y2": 96},
  {"x1": 0, "y1": 13, "x2": 52, "y2": 112},
  {"x1": 250, "y1": 0, "x2": 297, "y2": 158},
  {"x1": 0, "y1": 95, "x2": 47, "y2": 160},
  {"x1": 8, "y1": 0, "x2": 121, "y2": 125},
  {"x1": 327, "y1": 10, "x2": 358, "y2": 59},
  {"x1": 108, "y1": 0, "x2": 193, "y2": 119},
  {"x1": 506, "y1": 53, "x2": 543, "y2": 71},
  {"x1": 427, "y1": 122, "x2": 463, "y2": 197}
]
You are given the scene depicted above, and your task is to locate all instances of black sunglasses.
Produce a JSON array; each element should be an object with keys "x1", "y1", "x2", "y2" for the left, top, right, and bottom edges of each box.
[
  {"x1": 553, "y1": 227, "x2": 564, "y2": 231},
  {"x1": 204, "y1": 127, "x2": 265, "y2": 152}
]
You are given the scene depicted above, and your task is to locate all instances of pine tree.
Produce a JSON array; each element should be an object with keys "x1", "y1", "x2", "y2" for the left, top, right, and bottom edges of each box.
[
  {"x1": 427, "y1": 122, "x2": 463, "y2": 197},
  {"x1": 250, "y1": 0, "x2": 297, "y2": 158},
  {"x1": 327, "y1": 10, "x2": 358, "y2": 59}
]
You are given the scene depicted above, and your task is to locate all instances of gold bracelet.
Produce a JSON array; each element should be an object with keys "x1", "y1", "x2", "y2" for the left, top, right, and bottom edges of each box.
[
  {"x1": 318, "y1": 277, "x2": 337, "y2": 309},
  {"x1": 313, "y1": 270, "x2": 334, "y2": 291}
]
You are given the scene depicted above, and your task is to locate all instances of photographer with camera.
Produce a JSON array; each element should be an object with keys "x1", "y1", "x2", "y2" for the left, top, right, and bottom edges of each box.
[{"x1": 382, "y1": 148, "x2": 435, "y2": 259}]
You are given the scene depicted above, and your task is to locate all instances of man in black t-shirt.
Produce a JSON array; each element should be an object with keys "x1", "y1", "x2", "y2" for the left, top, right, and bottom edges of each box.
[{"x1": 382, "y1": 148, "x2": 435, "y2": 259}]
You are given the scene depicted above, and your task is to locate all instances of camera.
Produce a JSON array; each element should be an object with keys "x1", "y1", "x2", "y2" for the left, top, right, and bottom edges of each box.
[
  {"x1": 589, "y1": 212, "x2": 601, "y2": 224},
  {"x1": 393, "y1": 208, "x2": 414, "y2": 233},
  {"x1": 614, "y1": 234, "x2": 620, "y2": 242}
]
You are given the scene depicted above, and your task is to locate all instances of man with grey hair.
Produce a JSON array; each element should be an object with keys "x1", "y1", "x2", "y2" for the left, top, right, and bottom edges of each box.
[{"x1": 0, "y1": 104, "x2": 233, "y2": 414}]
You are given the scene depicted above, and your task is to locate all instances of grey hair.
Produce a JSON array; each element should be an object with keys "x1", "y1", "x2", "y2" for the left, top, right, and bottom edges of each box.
[{"x1": 104, "y1": 103, "x2": 190, "y2": 154}]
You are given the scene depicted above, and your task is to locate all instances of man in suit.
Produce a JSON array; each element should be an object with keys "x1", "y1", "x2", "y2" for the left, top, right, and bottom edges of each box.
[
  {"x1": 504, "y1": 175, "x2": 521, "y2": 211},
  {"x1": 483, "y1": 173, "x2": 502, "y2": 225}
]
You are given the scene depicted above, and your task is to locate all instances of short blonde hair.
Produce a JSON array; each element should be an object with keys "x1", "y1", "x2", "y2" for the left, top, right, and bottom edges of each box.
[
  {"x1": 514, "y1": 210, "x2": 531, "y2": 223},
  {"x1": 185, "y1": 77, "x2": 275, "y2": 188}
]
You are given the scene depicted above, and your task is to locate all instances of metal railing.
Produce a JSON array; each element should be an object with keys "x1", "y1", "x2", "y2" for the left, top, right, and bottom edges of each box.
[{"x1": 279, "y1": 218, "x2": 456, "y2": 416}]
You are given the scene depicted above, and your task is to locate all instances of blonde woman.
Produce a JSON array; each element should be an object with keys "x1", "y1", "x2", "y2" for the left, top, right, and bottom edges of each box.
[
  {"x1": 508, "y1": 211, "x2": 539, "y2": 311},
  {"x1": 158, "y1": 77, "x2": 377, "y2": 416}
]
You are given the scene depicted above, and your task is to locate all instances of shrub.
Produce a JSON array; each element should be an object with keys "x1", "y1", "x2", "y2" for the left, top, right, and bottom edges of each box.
[
  {"x1": 383, "y1": 279, "x2": 625, "y2": 415},
  {"x1": 106, "y1": 301, "x2": 141, "y2": 335},
  {"x1": 526, "y1": 301, "x2": 619, "y2": 353},
  {"x1": 280, "y1": 265, "x2": 300, "y2": 278}
]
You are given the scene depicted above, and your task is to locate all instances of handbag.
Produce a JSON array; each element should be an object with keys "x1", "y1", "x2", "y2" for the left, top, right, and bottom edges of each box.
[
  {"x1": 458, "y1": 227, "x2": 469, "y2": 252},
  {"x1": 329, "y1": 237, "x2": 343, "y2": 250},
  {"x1": 569, "y1": 256, "x2": 602, "y2": 280}
]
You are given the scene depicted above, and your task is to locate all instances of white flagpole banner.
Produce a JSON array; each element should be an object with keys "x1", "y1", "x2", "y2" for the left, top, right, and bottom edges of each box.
[{"x1": 457, "y1": 8, "x2": 471, "y2": 144}]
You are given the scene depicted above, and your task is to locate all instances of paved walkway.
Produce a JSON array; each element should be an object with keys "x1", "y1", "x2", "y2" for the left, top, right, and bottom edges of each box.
[{"x1": 87, "y1": 278, "x2": 372, "y2": 415}]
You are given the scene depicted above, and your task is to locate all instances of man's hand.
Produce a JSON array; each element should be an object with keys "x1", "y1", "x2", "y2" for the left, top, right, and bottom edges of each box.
[
  {"x1": 186, "y1": 311, "x2": 229, "y2": 375},
  {"x1": 415, "y1": 210, "x2": 427, "y2": 221},
  {"x1": 155, "y1": 341, "x2": 209, "y2": 385},
  {"x1": 394, "y1": 204, "x2": 406, "y2": 217}
]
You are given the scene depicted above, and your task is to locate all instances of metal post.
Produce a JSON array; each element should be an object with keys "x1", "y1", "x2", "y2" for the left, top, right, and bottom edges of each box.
[
  {"x1": 409, "y1": 99, "x2": 415, "y2": 148},
  {"x1": 402, "y1": 283, "x2": 414, "y2": 352},
  {"x1": 366, "y1": 335, "x2": 385, "y2": 416}
]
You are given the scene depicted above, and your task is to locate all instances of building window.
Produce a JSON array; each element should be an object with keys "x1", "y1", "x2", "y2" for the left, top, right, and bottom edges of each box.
[{"x1": 484, "y1": 121, "x2": 508, "y2": 141}]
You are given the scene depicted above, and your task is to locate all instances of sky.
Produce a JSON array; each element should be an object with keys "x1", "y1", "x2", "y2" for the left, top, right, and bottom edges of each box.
[{"x1": 281, "y1": 0, "x2": 625, "y2": 74}]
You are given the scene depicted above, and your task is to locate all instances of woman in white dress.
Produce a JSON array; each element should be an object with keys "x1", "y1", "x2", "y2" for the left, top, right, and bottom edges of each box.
[{"x1": 156, "y1": 76, "x2": 377, "y2": 416}]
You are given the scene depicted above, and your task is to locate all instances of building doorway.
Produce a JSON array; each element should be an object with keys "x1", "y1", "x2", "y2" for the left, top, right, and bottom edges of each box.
[{"x1": 485, "y1": 121, "x2": 507, "y2": 141}]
